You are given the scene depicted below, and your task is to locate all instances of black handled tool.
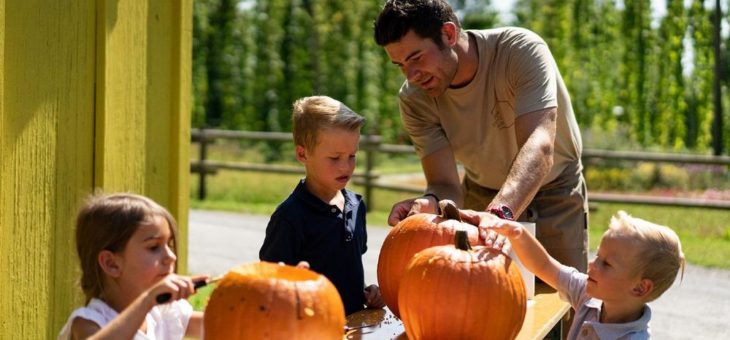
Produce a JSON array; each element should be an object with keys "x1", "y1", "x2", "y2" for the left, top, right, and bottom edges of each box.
[{"x1": 156, "y1": 276, "x2": 221, "y2": 304}]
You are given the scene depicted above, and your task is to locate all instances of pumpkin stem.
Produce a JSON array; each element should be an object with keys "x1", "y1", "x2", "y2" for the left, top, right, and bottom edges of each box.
[
  {"x1": 454, "y1": 230, "x2": 471, "y2": 251},
  {"x1": 440, "y1": 200, "x2": 462, "y2": 222}
]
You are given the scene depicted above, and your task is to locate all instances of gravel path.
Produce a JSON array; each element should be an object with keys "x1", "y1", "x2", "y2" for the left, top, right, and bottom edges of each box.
[{"x1": 188, "y1": 209, "x2": 730, "y2": 340}]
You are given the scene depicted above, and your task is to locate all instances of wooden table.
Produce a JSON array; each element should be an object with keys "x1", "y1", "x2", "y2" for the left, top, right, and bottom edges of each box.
[{"x1": 344, "y1": 284, "x2": 569, "y2": 340}]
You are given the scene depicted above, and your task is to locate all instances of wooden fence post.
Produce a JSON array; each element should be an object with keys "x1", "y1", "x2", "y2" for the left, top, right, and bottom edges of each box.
[
  {"x1": 363, "y1": 135, "x2": 381, "y2": 211},
  {"x1": 198, "y1": 128, "x2": 208, "y2": 200}
]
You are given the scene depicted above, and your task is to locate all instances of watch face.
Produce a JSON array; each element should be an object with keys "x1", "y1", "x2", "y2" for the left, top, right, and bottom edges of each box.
[
  {"x1": 501, "y1": 206, "x2": 514, "y2": 220},
  {"x1": 489, "y1": 205, "x2": 514, "y2": 220}
]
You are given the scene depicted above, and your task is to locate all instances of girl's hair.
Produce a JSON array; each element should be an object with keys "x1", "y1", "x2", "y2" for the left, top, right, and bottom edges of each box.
[
  {"x1": 292, "y1": 96, "x2": 365, "y2": 151},
  {"x1": 605, "y1": 210, "x2": 685, "y2": 302},
  {"x1": 75, "y1": 192, "x2": 178, "y2": 303}
]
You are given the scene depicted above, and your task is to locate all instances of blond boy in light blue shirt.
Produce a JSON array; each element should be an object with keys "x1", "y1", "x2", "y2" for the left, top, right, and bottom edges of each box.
[{"x1": 465, "y1": 210, "x2": 684, "y2": 339}]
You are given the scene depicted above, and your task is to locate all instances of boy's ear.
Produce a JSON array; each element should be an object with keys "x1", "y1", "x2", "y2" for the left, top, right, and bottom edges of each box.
[
  {"x1": 631, "y1": 278, "x2": 654, "y2": 298},
  {"x1": 295, "y1": 145, "x2": 307, "y2": 162},
  {"x1": 98, "y1": 250, "x2": 122, "y2": 278}
]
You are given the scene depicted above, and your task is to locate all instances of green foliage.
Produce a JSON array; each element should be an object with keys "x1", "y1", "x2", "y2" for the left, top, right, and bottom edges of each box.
[
  {"x1": 686, "y1": 0, "x2": 715, "y2": 150},
  {"x1": 192, "y1": 0, "x2": 409, "y2": 143},
  {"x1": 192, "y1": 0, "x2": 730, "y2": 152},
  {"x1": 589, "y1": 203, "x2": 730, "y2": 269},
  {"x1": 188, "y1": 283, "x2": 215, "y2": 311}
]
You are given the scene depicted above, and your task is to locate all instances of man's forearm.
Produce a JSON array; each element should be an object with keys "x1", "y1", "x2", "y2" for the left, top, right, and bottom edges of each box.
[{"x1": 492, "y1": 135, "x2": 553, "y2": 218}]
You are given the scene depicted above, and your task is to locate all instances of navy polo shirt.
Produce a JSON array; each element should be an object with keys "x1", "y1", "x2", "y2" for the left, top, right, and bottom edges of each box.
[{"x1": 259, "y1": 179, "x2": 368, "y2": 315}]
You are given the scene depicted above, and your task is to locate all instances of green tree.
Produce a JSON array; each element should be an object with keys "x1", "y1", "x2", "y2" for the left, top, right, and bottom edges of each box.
[
  {"x1": 451, "y1": 0, "x2": 501, "y2": 29},
  {"x1": 204, "y1": 0, "x2": 238, "y2": 127},
  {"x1": 651, "y1": 0, "x2": 687, "y2": 148},
  {"x1": 191, "y1": 0, "x2": 211, "y2": 127},
  {"x1": 620, "y1": 0, "x2": 654, "y2": 145},
  {"x1": 686, "y1": 0, "x2": 715, "y2": 150}
]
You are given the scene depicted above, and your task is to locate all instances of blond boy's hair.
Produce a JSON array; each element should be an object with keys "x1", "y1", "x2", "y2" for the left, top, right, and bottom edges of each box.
[
  {"x1": 605, "y1": 210, "x2": 685, "y2": 301},
  {"x1": 292, "y1": 96, "x2": 365, "y2": 151}
]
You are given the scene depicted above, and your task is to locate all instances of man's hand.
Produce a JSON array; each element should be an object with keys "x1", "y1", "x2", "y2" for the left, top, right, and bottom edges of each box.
[{"x1": 386, "y1": 195, "x2": 439, "y2": 226}]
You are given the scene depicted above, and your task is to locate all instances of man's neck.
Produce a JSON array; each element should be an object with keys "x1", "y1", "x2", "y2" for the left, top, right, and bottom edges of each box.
[{"x1": 450, "y1": 31, "x2": 479, "y2": 88}]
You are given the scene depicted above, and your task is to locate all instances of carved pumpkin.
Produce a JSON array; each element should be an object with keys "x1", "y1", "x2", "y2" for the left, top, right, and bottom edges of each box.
[
  {"x1": 399, "y1": 231, "x2": 527, "y2": 340},
  {"x1": 204, "y1": 261, "x2": 345, "y2": 340},
  {"x1": 377, "y1": 200, "x2": 479, "y2": 317}
]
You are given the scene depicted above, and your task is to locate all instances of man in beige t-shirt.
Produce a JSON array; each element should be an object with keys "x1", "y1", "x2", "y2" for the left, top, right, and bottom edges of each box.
[{"x1": 374, "y1": 0, "x2": 588, "y2": 272}]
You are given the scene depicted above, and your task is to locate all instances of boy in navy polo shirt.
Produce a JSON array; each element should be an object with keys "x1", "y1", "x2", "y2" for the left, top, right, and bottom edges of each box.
[{"x1": 259, "y1": 96, "x2": 385, "y2": 315}]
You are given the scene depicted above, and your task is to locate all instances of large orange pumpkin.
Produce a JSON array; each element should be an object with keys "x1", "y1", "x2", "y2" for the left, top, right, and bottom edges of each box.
[
  {"x1": 377, "y1": 200, "x2": 479, "y2": 317},
  {"x1": 398, "y1": 231, "x2": 527, "y2": 340},
  {"x1": 204, "y1": 261, "x2": 345, "y2": 340}
]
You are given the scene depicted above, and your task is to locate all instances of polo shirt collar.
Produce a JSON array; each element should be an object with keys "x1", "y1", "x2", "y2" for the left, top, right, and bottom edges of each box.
[
  {"x1": 583, "y1": 299, "x2": 652, "y2": 339},
  {"x1": 293, "y1": 179, "x2": 360, "y2": 213}
]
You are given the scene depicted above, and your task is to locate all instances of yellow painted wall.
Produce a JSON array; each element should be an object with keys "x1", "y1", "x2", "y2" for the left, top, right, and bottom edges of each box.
[{"x1": 0, "y1": 0, "x2": 191, "y2": 338}]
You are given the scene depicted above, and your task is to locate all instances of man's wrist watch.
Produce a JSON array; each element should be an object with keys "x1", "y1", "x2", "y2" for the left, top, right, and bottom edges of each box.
[{"x1": 488, "y1": 204, "x2": 515, "y2": 221}]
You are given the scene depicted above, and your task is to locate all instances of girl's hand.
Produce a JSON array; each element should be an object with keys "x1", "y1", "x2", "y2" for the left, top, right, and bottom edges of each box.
[
  {"x1": 364, "y1": 284, "x2": 385, "y2": 309},
  {"x1": 150, "y1": 274, "x2": 209, "y2": 305}
]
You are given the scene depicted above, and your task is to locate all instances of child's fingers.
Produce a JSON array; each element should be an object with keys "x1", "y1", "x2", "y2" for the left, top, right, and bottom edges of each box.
[
  {"x1": 153, "y1": 278, "x2": 180, "y2": 304},
  {"x1": 162, "y1": 274, "x2": 195, "y2": 300},
  {"x1": 174, "y1": 276, "x2": 196, "y2": 297},
  {"x1": 364, "y1": 285, "x2": 385, "y2": 308},
  {"x1": 481, "y1": 229, "x2": 499, "y2": 247},
  {"x1": 363, "y1": 285, "x2": 375, "y2": 301},
  {"x1": 190, "y1": 274, "x2": 210, "y2": 284}
]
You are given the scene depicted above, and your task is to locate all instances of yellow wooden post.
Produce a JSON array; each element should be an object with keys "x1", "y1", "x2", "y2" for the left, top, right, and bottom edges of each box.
[
  {"x1": 1, "y1": 1, "x2": 95, "y2": 338},
  {"x1": 0, "y1": 0, "x2": 191, "y2": 338},
  {"x1": 94, "y1": 0, "x2": 192, "y2": 271}
]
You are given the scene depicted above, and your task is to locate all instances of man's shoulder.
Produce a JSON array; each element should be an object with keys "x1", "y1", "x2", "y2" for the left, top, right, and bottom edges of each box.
[
  {"x1": 398, "y1": 81, "x2": 438, "y2": 113},
  {"x1": 471, "y1": 26, "x2": 547, "y2": 46},
  {"x1": 398, "y1": 79, "x2": 424, "y2": 100}
]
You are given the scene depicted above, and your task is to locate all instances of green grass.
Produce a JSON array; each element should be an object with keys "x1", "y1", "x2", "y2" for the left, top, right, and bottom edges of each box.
[
  {"x1": 188, "y1": 283, "x2": 215, "y2": 311},
  {"x1": 587, "y1": 203, "x2": 730, "y2": 269}
]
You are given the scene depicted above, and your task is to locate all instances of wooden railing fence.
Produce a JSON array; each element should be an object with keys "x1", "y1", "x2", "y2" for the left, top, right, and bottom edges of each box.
[{"x1": 191, "y1": 128, "x2": 730, "y2": 210}]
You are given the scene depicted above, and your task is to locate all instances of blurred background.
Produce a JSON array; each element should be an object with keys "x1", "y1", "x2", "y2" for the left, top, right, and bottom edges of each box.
[{"x1": 188, "y1": 0, "x2": 730, "y2": 269}]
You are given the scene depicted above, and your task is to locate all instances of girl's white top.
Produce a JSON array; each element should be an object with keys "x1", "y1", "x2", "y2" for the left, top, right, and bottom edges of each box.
[{"x1": 57, "y1": 298, "x2": 193, "y2": 340}]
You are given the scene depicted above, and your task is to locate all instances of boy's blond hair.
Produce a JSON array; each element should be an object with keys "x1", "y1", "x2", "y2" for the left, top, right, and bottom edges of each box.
[
  {"x1": 292, "y1": 96, "x2": 365, "y2": 151},
  {"x1": 605, "y1": 210, "x2": 685, "y2": 301}
]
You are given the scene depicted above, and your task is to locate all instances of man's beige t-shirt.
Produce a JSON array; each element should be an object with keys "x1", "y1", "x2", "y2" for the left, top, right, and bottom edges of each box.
[{"x1": 399, "y1": 27, "x2": 583, "y2": 190}]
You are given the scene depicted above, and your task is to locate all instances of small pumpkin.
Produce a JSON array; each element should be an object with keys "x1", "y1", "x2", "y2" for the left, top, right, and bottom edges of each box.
[
  {"x1": 204, "y1": 261, "x2": 345, "y2": 340},
  {"x1": 377, "y1": 200, "x2": 479, "y2": 317},
  {"x1": 398, "y1": 230, "x2": 527, "y2": 340}
]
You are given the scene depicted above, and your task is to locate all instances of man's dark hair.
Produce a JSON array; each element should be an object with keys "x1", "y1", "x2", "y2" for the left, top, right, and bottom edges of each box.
[{"x1": 374, "y1": 0, "x2": 460, "y2": 49}]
